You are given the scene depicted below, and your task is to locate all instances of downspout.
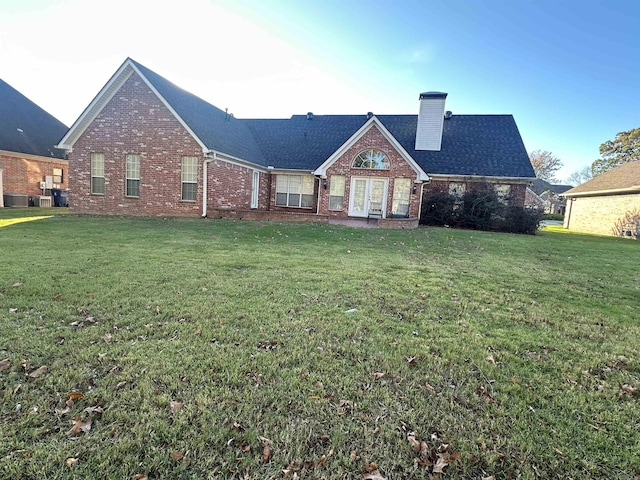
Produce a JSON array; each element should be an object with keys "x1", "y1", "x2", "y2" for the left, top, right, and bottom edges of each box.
[
  {"x1": 202, "y1": 151, "x2": 216, "y2": 218},
  {"x1": 316, "y1": 176, "x2": 325, "y2": 215}
]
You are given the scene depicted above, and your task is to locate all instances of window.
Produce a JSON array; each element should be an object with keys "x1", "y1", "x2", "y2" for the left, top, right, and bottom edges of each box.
[
  {"x1": 251, "y1": 171, "x2": 259, "y2": 209},
  {"x1": 181, "y1": 156, "x2": 198, "y2": 201},
  {"x1": 90, "y1": 153, "x2": 105, "y2": 194},
  {"x1": 329, "y1": 175, "x2": 345, "y2": 210},
  {"x1": 392, "y1": 178, "x2": 411, "y2": 216},
  {"x1": 275, "y1": 175, "x2": 314, "y2": 208},
  {"x1": 352, "y1": 149, "x2": 390, "y2": 169},
  {"x1": 53, "y1": 168, "x2": 63, "y2": 184},
  {"x1": 125, "y1": 154, "x2": 140, "y2": 197},
  {"x1": 449, "y1": 182, "x2": 465, "y2": 198},
  {"x1": 494, "y1": 184, "x2": 511, "y2": 204}
]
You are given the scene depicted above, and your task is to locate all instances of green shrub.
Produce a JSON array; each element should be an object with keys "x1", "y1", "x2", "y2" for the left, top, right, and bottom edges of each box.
[{"x1": 420, "y1": 184, "x2": 542, "y2": 234}]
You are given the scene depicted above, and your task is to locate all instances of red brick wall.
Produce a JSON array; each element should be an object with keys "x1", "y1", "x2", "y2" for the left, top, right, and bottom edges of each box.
[
  {"x1": 319, "y1": 125, "x2": 420, "y2": 218},
  {"x1": 0, "y1": 151, "x2": 68, "y2": 196},
  {"x1": 206, "y1": 161, "x2": 268, "y2": 211},
  {"x1": 69, "y1": 72, "x2": 204, "y2": 216}
]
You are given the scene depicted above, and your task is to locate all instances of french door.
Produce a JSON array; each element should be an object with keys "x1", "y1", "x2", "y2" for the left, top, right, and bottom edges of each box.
[{"x1": 348, "y1": 177, "x2": 388, "y2": 218}]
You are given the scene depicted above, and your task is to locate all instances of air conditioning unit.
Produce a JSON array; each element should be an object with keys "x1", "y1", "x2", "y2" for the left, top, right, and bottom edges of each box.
[{"x1": 39, "y1": 181, "x2": 46, "y2": 189}]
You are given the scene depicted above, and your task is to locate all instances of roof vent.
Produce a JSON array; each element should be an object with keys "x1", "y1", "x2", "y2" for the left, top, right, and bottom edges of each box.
[
  {"x1": 445, "y1": 111, "x2": 452, "y2": 119},
  {"x1": 307, "y1": 112, "x2": 313, "y2": 120},
  {"x1": 17, "y1": 128, "x2": 23, "y2": 133},
  {"x1": 367, "y1": 112, "x2": 374, "y2": 119}
]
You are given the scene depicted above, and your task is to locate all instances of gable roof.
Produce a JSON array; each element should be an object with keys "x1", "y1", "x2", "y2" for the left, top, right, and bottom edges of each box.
[
  {"x1": 531, "y1": 178, "x2": 572, "y2": 195},
  {"x1": 59, "y1": 58, "x2": 535, "y2": 179},
  {"x1": 0, "y1": 79, "x2": 68, "y2": 158},
  {"x1": 562, "y1": 161, "x2": 640, "y2": 197}
]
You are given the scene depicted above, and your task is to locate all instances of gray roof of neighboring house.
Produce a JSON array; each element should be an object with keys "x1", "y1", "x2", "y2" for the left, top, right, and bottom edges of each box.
[
  {"x1": 126, "y1": 59, "x2": 535, "y2": 178},
  {"x1": 562, "y1": 161, "x2": 640, "y2": 195},
  {"x1": 531, "y1": 179, "x2": 573, "y2": 195},
  {"x1": 0, "y1": 79, "x2": 68, "y2": 158}
]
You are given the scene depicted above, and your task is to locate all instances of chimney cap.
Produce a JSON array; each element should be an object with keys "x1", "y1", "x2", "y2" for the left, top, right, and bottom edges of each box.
[
  {"x1": 307, "y1": 112, "x2": 314, "y2": 120},
  {"x1": 445, "y1": 111, "x2": 453, "y2": 119},
  {"x1": 367, "y1": 111, "x2": 374, "y2": 119},
  {"x1": 419, "y1": 91, "x2": 448, "y2": 100}
]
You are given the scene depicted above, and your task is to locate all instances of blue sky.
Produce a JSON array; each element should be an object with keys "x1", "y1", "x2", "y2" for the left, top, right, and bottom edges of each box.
[{"x1": 1, "y1": 0, "x2": 638, "y2": 182}]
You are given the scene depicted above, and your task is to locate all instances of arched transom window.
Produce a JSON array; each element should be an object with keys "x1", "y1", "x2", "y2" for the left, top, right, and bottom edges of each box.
[{"x1": 352, "y1": 149, "x2": 390, "y2": 169}]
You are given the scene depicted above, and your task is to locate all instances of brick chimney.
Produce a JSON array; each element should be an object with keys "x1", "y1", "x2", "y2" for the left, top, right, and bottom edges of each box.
[{"x1": 415, "y1": 91, "x2": 448, "y2": 151}]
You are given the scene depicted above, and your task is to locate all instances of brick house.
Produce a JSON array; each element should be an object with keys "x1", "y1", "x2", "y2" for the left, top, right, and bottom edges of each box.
[
  {"x1": 561, "y1": 162, "x2": 640, "y2": 238},
  {"x1": 57, "y1": 58, "x2": 535, "y2": 225},
  {"x1": 0, "y1": 79, "x2": 68, "y2": 207}
]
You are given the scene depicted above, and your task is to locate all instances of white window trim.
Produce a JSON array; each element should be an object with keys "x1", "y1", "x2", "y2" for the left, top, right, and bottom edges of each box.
[
  {"x1": 90, "y1": 152, "x2": 105, "y2": 195},
  {"x1": 125, "y1": 154, "x2": 140, "y2": 198},
  {"x1": 181, "y1": 156, "x2": 198, "y2": 202},
  {"x1": 251, "y1": 171, "x2": 259, "y2": 209}
]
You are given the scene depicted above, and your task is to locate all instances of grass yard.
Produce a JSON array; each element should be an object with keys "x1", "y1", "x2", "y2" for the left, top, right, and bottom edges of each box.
[{"x1": 1, "y1": 208, "x2": 638, "y2": 479}]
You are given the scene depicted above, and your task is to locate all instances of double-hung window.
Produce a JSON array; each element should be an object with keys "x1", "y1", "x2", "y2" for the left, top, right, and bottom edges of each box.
[
  {"x1": 275, "y1": 175, "x2": 314, "y2": 208},
  {"x1": 90, "y1": 153, "x2": 105, "y2": 194},
  {"x1": 53, "y1": 168, "x2": 63, "y2": 185},
  {"x1": 392, "y1": 178, "x2": 411, "y2": 216},
  {"x1": 328, "y1": 175, "x2": 345, "y2": 210},
  {"x1": 125, "y1": 154, "x2": 140, "y2": 197},
  {"x1": 494, "y1": 184, "x2": 511, "y2": 204},
  {"x1": 181, "y1": 156, "x2": 198, "y2": 201}
]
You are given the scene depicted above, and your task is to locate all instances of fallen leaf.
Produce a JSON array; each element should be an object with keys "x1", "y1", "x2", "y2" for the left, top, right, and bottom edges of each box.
[
  {"x1": 9, "y1": 308, "x2": 18, "y2": 313},
  {"x1": 486, "y1": 354, "x2": 496, "y2": 365},
  {"x1": 28, "y1": 365, "x2": 48, "y2": 378},
  {"x1": 373, "y1": 427, "x2": 380, "y2": 435},
  {"x1": 432, "y1": 451, "x2": 460, "y2": 474},
  {"x1": 170, "y1": 451, "x2": 183, "y2": 461},
  {"x1": 407, "y1": 433, "x2": 421, "y2": 453},
  {"x1": 425, "y1": 383, "x2": 435, "y2": 392},
  {"x1": 482, "y1": 476, "x2": 496, "y2": 480},
  {"x1": 115, "y1": 381, "x2": 128, "y2": 389},
  {"x1": 622, "y1": 384, "x2": 637, "y2": 395},
  {"x1": 405, "y1": 356, "x2": 417, "y2": 366},
  {"x1": 363, "y1": 470, "x2": 386, "y2": 480},
  {"x1": 363, "y1": 461, "x2": 378, "y2": 473},
  {"x1": 104, "y1": 333, "x2": 112, "y2": 343},
  {"x1": 68, "y1": 391, "x2": 84, "y2": 401},
  {"x1": 131, "y1": 474, "x2": 148, "y2": 480},
  {"x1": 55, "y1": 398, "x2": 74, "y2": 415},
  {"x1": 372, "y1": 372, "x2": 385, "y2": 380},
  {"x1": 259, "y1": 436, "x2": 271, "y2": 462},
  {"x1": 12, "y1": 282, "x2": 23, "y2": 288},
  {"x1": 65, "y1": 457, "x2": 79, "y2": 466},
  {"x1": 170, "y1": 401, "x2": 184, "y2": 414},
  {"x1": 0, "y1": 358, "x2": 10, "y2": 372},
  {"x1": 66, "y1": 416, "x2": 92, "y2": 436},
  {"x1": 83, "y1": 405, "x2": 103, "y2": 415}
]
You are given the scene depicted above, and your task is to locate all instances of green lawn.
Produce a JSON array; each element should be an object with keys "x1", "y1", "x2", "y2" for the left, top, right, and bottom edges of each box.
[{"x1": 1, "y1": 208, "x2": 638, "y2": 479}]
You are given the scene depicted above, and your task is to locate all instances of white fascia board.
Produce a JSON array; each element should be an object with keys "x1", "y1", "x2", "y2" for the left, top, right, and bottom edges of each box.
[
  {"x1": 267, "y1": 168, "x2": 316, "y2": 175},
  {"x1": 560, "y1": 186, "x2": 640, "y2": 198},
  {"x1": 313, "y1": 116, "x2": 429, "y2": 181},
  {"x1": 56, "y1": 60, "x2": 135, "y2": 150},
  {"x1": 428, "y1": 174, "x2": 534, "y2": 184},
  {"x1": 205, "y1": 149, "x2": 270, "y2": 173}
]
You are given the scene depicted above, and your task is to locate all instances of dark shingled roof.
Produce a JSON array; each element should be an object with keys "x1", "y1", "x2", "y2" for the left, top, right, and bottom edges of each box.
[
  {"x1": 128, "y1": 59, "x2": 535, "y2": 178},
  {"x1": 0, "y1": 79, "x2": 68, "y2": 158},
  {"x1": 130, "y1": 59, "x2": 266, "y2": 165},
  {"x1": 531, "y1": 179, "x2": 572, "y2": 195},
  {"x1": 244, "y1": 114, "x2": 535, "y2": 178}
]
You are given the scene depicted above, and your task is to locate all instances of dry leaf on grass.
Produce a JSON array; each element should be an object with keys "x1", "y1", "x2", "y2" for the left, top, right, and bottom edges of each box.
[
  {"x1": 12, "y1": 282, "x2": 23, "y2": 288},
  {"x1": 170, "y1": 401, "x2": 184, "y2": 414},
  {"x1": 622, "y1": 384, "x2": 637, "y2": 395},
  {"x1": 486, "y1": 354, "x2": 496, "y2": 365},
  {"x1": 131, "y1": 474, "x2": 148, "y2": 480},
  {"x1": 363, "y1": 470, "x2": 386, "y2": 480},
  {"x1": 66, "y1": 416, "x2": 92, "y2": 436},
  {"x1": 170, "y1": 451, "x2": 184, "y2": 461},
  {"x1": 372, "y1": 372, "x2": 385, "y2": 379},
  {"x1": 407, "y1": 433, "x2": 421, "y2": 453},
  {"x1": 0, "y1": 358, "x2": 10, "y2": 372},
  {"x1": 104, "y1": 333, "x2": 112, "y2": 343},
  {"x1": 68, "y1": 391, "x2": 84, "y2": 401},
  {"x1": 259, "y1": 436, "x2": 271, "y2": 462},
  {"x1": 28, "y1": 365, "x2": 48, "y2": 378},
  {"x1": 65, "y1": 457, "x2": 79, "y2": 466},
  {"x1": 432, "y1": 451, "x2": 460, "y2": 474}
]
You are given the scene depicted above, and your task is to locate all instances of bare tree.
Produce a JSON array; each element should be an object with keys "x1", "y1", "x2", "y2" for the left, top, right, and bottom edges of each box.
[
  {"x1": 566, "y1": 166, "x2": 593, "y2": 186},
  {"x1": 529, "y1": 150, "x2": 563, "y2": 182}
]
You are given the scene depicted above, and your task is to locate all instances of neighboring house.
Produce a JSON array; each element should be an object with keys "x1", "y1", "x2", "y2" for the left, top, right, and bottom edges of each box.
[
  {"x1": 561, "y1": 161, "x2": 640, "y2": 238},
  {"x1": 529, "y1": 178, "x2": 572, "y2": 215},
  {"x1": 56, "y1": 58, "x2": 535, "y2": 226},
  {"x1": 524, "y1": 186, "x2": 545, "y2": 210},
  {"x1": 0, "y1": 79, "x2": 69, "y2": 206}
]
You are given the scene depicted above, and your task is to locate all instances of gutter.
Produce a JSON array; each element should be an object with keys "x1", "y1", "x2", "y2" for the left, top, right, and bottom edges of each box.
[
  {"x1": 560, "y1": 186, "x2": 640, "y2": 198},
  {"x1": 202, "y1": 151, "x2": 217, "y2": 218}
]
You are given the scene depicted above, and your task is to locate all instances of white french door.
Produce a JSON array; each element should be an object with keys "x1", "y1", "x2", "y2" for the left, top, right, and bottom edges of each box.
[{"x1": 348, "y1": 177, "x2": 388, "y2": 218}]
